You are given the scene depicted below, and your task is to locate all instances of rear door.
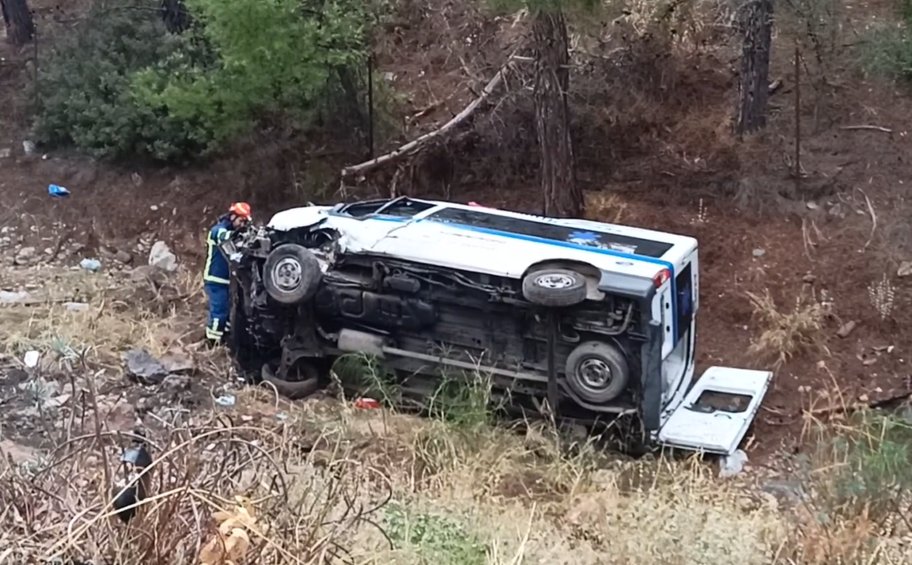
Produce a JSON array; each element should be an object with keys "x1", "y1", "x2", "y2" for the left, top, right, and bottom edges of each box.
[{"x1": 658, "y1": 367, "x2": 772, "y2": 455}]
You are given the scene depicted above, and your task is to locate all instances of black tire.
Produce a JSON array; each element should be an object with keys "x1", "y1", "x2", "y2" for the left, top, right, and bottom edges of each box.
[
  {"x1": 564, "y1": 341, "x2": 629, "y2": 404},
  {"x1": 262, "y1": 244, "x2": 322, "y2": 305},
  {"x1": 261, "y1": 362, "x2": 321, "y2": 400},
  {"x1": 522, "y1": 269, "x2": 587, "y2": 307}
]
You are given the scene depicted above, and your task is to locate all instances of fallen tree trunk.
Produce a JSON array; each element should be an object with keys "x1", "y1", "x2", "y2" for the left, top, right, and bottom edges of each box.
[
  {"x1": 1, "y1": 0, "x2": 34, "y2": 46},
  {"x1": 340, "y1": 58, "x2": 512, "y2": 179}
]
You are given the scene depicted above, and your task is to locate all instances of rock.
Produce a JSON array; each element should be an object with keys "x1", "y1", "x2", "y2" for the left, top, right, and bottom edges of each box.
[
  {"x1": 719, "y1": 449, "x2": 748, "y2": 478},
  {"x1": 162, "y1": 374, "x2": 191, "y2": 393},
  {"x1": 898, "y1": 261, "x2": 912, "y2": 278},
  {"x1": 752, "y1": 248, "x2": 766, "y2": 258},
  {"x1": 161, "y1": 351, "x2": 194, "y2": 374},
  {"x1": 64, "y1": 302, "x2": 90, "y2": 312},
  {"x1": 123, "y1": 349, "x2": 168, "y2": 385},
  {"x1": 98, "y1": 246, "x2": 117, "y2": 260},
  {"x1": 22, "y1": 140, "x2": 35, "y2": 155},
  {"x1": 836, "y1": 320, "x2": 857, "y2": 338},
  {"x1": 45, "y1": 393, "x2": 72, "y2": 409},
  {"x1": 148, "y1": 241, "x2": 177, "y2": 273},
  {"x1": 806, "y1": 201, "x2": 820, "y2": 210},
  {"x1": 14, "y1": 246, "x2": 36, "y2": 265},
  {"x1": 131, "y1": 172, "x2": 143, "y2": 187},
  {"x1": 129, "y1": 265, "x2": 169, "y2": 286},
  {"x1": 0, "y1": 290, "x2": 31, "y2": 304},
  {"x1": 114, "y1": 249, "x2": 133, "y2": 264},
  {"x1": 0, "y1": 148, "x2": 10, "y2": 159}
]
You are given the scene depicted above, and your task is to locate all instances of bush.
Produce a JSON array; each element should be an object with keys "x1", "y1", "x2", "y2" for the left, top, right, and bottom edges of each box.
[
  {"x1": 33, "y1": 0, "x2": 369, "y2": 162},
  {"x1": 859, "y1": 1, "x2": 912, "y2": 82},
  {"x1": 32, "y1": 3, "x2": 199, "y2": 160}
]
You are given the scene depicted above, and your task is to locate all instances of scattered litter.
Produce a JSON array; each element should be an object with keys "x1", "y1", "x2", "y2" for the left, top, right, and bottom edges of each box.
[
  {"x1": 215, "y1": 394, "x2": 236, "y2": 407},
  {"x1": 22, "y1": 140, "x2": 35, "y2": 155},
  {"x1": 79, "y1": 258, "x2": 102, "y2": 272},
  {"x1": 836, "y1": 320, "x2": 857, "y2": 338},
  {"x1": 719, "y1": 449, "x2": 748, "y2": 478},
  {"x1": 23, "y1": 350, "x2": 40, "y2": 368},
  {"x1": 123, "y1": 348, "x2": 168, "y2": 385},
  {"x1": 0, "y1": 148, "x2": 10, "y2": 158},
  {"x1": 752, "y1": 248, "x2": 766, "y2": 258},
  {"x1": 148, "y1": 241, "x2": 178, "y2": 273},
  {"x1": 806, "y1": 201, "x2": 819, "y2": 210},
  {"x1": 354, "y1": 397, "x2": 381, "y2": 410},
  {"x1": 64, "y1": 302, "x2": 90, "y2": 312},
  {"x1": 275, "y1": 411, "x2": 288, "y2": 421},
  {"x1": 240, "y1": 415, "x2": 254, "y2": 422},
  {"x1": 0, "y1": 290, "x2": 32, "y2": 304},
  {"x1": 898, "y1": 261, "x2": 912, "y2": 278},
  {"x1": 48, "y1": 184, "x2": 70, "y2": 198}
]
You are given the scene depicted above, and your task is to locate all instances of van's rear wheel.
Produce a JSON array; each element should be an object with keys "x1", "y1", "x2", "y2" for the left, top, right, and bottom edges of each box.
[
  {"x1": 565, "y1": 342, "x2": 629, "y2": 403},
  {"x1": 263, "y1": 244, "x2": 322, "y2": 305},
  {"x1": 522, "y1": 269, "x2": 587, "y2": 307}
]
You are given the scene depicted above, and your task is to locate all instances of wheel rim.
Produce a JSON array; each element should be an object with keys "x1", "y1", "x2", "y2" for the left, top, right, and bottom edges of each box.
[
  {"x1": 576, "y1": 357, "x2": 614, "y2": 391},
  {"x1": 273, "y1": 257, "x2": 302, "y2": 291},
  {"x1": 535, "y1": 273, "x2": 575, "y2": 289}
]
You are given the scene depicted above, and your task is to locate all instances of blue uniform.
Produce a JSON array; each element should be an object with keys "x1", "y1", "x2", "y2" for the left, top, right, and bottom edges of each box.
[{"x1": 204, "y1": 217, "x2": 234, "y2": 342}]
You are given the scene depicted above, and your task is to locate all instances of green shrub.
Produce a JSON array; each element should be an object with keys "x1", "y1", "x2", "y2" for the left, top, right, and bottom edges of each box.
[
  {"x1": 32, "y1": 2, "x2": 200, "y2": 160},
  {"x1": 383, "y1": 502, "x2": 487, "y2": 565},
  {"x1": 34, "y1": 0, "x2": 370, "y2": 162},
  {"x1": 860, "y1": 26, "x2": 912, "y2": 81}
]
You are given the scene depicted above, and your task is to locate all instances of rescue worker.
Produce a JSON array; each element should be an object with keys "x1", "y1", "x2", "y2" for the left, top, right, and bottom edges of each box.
[{"x1": 204, "y1": 202, "x2": 252, "y2": 345}]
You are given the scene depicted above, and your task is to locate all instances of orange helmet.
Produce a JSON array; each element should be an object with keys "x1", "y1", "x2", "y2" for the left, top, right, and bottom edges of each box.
[{"x1": 229, "y1": 202, "x2": 252, "y2": 219}]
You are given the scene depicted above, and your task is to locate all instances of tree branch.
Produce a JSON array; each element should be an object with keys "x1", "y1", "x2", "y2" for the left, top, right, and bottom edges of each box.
[{"x1": 340, "y1": 56, "x2": 514, "y2": 179}]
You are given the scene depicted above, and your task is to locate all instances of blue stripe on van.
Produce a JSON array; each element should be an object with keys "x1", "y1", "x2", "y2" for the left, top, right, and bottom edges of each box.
[{"x1": 361, "y1": 214, "x2": 679, "y2": 339}]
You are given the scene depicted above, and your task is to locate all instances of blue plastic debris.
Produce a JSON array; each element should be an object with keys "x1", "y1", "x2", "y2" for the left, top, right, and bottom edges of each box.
[
  {"x1": 48, "y1": 184, "x2": 70, "y2": 198},
  {"x1": 79, "y1": 258, "x2": 102, "y2": 272}
]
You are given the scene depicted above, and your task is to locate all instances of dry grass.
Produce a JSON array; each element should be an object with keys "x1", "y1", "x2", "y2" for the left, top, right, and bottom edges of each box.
[
  {"x1": 4, "y1": 265, "x2": 912, "y2": 564},
  {"x1": 584, "y1": 192, "x2": 627, "y2": 224},
  {"x1": 746, "y1": 288, "x2": 829, "y2": 367},
  {"x1": 0, "y1": 388, "x2": 389, "y2": 563},
  {"x1": 0, "y1": 268, "x2": 204, "y2": 362}
]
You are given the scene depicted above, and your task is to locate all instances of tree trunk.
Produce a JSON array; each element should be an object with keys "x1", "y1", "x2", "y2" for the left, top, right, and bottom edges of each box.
[
  {"x1": 160, "y1": 0, "x2": 189, "y2": 33},
  {"x1": 1, "y1": 0, "x2": 34, "y2": 46},
  {"x1": 735, "y1": 0, "x2": 773, "y2": 135},
  {"x1": 532, "y1": 9, "x2": 582, "y2": 218}
]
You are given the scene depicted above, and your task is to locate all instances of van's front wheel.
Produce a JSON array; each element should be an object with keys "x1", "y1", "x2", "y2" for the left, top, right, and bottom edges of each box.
[{"x1": 262, "y1": 244, "x2": 322, "y2": 305}]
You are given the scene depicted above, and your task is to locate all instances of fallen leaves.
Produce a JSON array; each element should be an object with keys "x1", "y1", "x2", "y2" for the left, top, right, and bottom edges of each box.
[{"x1": 199, "y1": 496, "x2": 262, "y2": 565}]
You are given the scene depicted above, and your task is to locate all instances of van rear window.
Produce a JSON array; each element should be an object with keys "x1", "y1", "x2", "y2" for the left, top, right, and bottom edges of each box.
[{"x1": 428, "y1": 208, "x2": 673, "y2": 258}]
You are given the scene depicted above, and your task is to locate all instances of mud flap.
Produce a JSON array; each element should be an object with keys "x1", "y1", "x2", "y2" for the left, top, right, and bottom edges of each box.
[{"x1": 657, "y1": 367, "x2": 772, "y2": 455}]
